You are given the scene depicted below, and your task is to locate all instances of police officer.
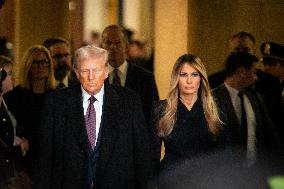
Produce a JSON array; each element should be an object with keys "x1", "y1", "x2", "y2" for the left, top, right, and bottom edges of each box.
[{"x1": 255, "y1": 42, "x2": 284, "y2": 145}]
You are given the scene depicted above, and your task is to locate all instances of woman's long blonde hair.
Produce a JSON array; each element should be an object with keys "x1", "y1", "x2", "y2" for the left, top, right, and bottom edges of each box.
[
  {"x1": 15, "y1": 45, "x2": 56, "y2": 90},
  {"x1": 157, "y1": 54, "x2": 222, "y2": 138}
]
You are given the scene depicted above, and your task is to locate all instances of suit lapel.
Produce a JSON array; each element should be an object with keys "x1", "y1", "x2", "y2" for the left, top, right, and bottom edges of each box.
[
  {"x1": 220, "y1": 85, "x2": 240, "y2": 126},
  {"x1": 69, "y1": 84, "x2": 91, "y2": 156},
  {"x1": 96, "y1": 84, "x2": 120, "y2": 176},
  {"x1": 125, "y1": 63, "x2": 136, "y2": 88}
]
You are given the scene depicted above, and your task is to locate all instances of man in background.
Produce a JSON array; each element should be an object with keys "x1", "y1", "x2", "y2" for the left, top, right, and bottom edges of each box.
[
  {"x1": 101, "y1": 25, "x2": 159, "y2": 125},
  {"x1": 255, "y1": 42, "x2": 284, "y2": 144},
  {"x1": 208, "y1": 31, "x2": 256, "y2": 89},
  {"x1": 43, "y1": 37, "x2": 78, "y2": 89},
  {"x1": 213, "y1": 52, "x2": 281, "y2": 165}
]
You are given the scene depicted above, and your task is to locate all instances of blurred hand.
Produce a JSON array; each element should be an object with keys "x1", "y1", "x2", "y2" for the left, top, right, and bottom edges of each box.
[{"x1": 14, "y1": 136, "x2": 29, "y2": 156}]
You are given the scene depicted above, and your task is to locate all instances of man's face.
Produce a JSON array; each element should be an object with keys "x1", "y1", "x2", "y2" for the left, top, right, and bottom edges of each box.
[
  {"x1": 75, "y1": 58, "x2": 108, "y2": 95},
  {"x1": 101, "y1": 29, "x2": 128, "y2": 68},
  {"x1": 229, "y1": 37, "x2": 256, "y2": 55},
  {"x1": 239, "y1": 64, "x2": 258, "y2": 90},
  {"x1": 49, "y1": 43, "x2": 72, "y2": 78}
]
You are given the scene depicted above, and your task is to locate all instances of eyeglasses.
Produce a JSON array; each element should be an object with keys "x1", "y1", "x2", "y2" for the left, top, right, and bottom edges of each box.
[
  {"x1": 32, "y1": 59, "x2": 50, "y2": 66},
  {"x1": 52, "y1": 53, "x2": 70, "y2": 60}
]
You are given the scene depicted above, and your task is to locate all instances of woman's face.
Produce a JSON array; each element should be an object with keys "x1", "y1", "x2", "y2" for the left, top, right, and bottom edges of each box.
[
  {"x1": 29, "y1": 51, "x2": 50, "y2": 81},
  {"x1": 178, "y1": 63, "x2": 201, "y2": 97},
  {"x1": 1, "y1": 64, "x2": 14, "y2": 94}
]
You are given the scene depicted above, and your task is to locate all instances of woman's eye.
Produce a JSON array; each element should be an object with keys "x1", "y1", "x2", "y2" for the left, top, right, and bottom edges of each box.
[
  {"x1": 191, "y1": 73, "x2": 200, "y2": 77},
  {"x1": 180, "y1": 73, "x2": 187, "y2": 77}
]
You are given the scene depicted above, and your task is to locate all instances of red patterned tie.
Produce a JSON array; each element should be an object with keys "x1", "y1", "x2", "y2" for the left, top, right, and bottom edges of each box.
[{"x1": 85, "y1": 96, "x2": 96, "y2": 149}]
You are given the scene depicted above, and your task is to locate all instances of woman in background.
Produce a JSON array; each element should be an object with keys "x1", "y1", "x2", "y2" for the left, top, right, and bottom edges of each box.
[
  {"x1": 152, "y1": 54, "x2": 223, "y2": 188},
  {"x1": 4, "y1": 45, "x2": 56, "y2": 177}
]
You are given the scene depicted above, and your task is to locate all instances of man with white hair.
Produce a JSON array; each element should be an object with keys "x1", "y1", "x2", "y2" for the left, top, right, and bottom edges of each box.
[{"x1": 35, "y1": 45, "x2": 156, "y2": 189}]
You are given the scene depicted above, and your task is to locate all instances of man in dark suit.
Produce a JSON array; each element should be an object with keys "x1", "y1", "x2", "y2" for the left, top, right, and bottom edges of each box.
[
  {"x1": 213, "y1": 52, "x2": 281, "y2": 165},
  {"x1": 34, "y1": 46, "x2": 156, "y2": 189},
  {"x1": 101, "y1": 25, "x2": 159, "y2": 124},
  {"x1": 43, "y1": 37, "x2": 78, "y2": 89},
  {"x1": 209, "y1": 33, "x2": 283, "y2": 142}
]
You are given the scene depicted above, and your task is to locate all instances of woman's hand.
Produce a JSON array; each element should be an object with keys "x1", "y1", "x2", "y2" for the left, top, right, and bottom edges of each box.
[{"x1": 14, "y1": 136, "x2": 29, "y2": 156}]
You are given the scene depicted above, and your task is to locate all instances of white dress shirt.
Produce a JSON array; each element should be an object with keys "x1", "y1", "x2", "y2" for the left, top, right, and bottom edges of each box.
[{"x1": 82, "y1": 85, "x2": 104, "y2": 144}]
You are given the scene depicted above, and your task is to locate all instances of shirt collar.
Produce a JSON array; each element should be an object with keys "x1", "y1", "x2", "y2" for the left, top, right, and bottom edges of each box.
[
  {"x1": 109, "y1": 60, "x2": 128, "y2": 74},
  {"x1": 82, "y1": 84, "x2": 104, "y2": 104},
  {"x1": 224, "y1": 82, "x2": 240, "y2": 98}
]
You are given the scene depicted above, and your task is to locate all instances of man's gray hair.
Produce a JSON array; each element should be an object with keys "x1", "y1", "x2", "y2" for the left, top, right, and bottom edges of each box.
[{"x1": 73, "y1": 45, "x2": 108, "y2": 69}]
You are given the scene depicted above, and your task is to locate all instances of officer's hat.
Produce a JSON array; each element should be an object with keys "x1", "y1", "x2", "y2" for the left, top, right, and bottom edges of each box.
[{"x1": 260, "y1": 42, "x2": 284, "y2": 63}]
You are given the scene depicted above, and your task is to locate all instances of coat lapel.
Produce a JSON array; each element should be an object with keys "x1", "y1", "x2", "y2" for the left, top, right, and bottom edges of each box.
[
  {"x1": 69, "y1": 84, "x2": 91, "y2": 156},
  {"x1": 96, "y1": 84, "x2": 120, "y2": 176},
  {"x1": 219, "y1": 85, "x2": 240, "y2": 126},
  {"x1": 125, "y1": 63, "x2": 136, "y2": 88}
]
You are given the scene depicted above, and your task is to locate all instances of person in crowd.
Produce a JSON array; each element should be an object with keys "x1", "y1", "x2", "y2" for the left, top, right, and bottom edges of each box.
[
  {"x1": 42, "y1": 37, "x2": 78, "y2": 89},
  {"x1": 3, "y1": 45, "x2": 55, "y2": 176},
  {"x1": 128, "y1": 40, "x2": 153, "y2": 72},
  {"x1": 0, "y1": 57, "x2": 29, "y2": 184},
  {"x1": 34, "y1": 45, "x2": 156, "y2": 189},
  {"x1": 255, "y1": 42, "x2": 284, "y2": 144},
  {"x1": 213, "y1": 52, "x2": 281, "y2": 166},
  {"x1": 89, "y1": 31, "x2": 100, "y2": 47},
  {"x1": 101, "y1": 25, "x2": 159, "y2": 124},
  {"x1": 208, "y1": 32, "x2": 282, "y2": 147},
  {"x1": 208, "y1": 31, "x2": 256, "y2": 89},
  {"x1": 152, "y1": 54, "x2": 223, "y2": 189}
]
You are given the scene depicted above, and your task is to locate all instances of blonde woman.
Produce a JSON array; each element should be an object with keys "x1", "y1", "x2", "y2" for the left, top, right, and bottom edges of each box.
[
  {"x1": 4, "y1": 45, "x2": 56, "y2": 177},
  {"x1": 15, "y1": 45, "x2": 56, "y2": 91},
  {"x1": 152, "y1": 54, "x2": 223, "y2": 188}
]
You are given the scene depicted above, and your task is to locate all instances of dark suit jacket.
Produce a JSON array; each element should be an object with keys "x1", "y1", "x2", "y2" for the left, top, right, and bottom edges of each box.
[
  {"x1": 124, "y1": 63, "x2": 159, "y2": 124},
  {"x1": 213, "y1": 84, "x2": 281, "y2": 153},
  {"x1": 210, "y1": 70, "x2": 284, "y2": 137},
  {"x1": 34, "y1": 84, "x2": 156, "y2": 189},
  {"x1": 0, "y1": 104, "x2": 19, "y2": 182},
  {"x1": 255, "y1": 70, "x2": 284, "y2": 143}
]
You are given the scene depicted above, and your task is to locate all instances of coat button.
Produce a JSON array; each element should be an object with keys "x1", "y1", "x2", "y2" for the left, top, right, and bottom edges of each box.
[
  {"x1": 6, "y1": 132, "x2": 9, "y2": 136},
  {"x1": 2, "y1": 118, "x2": 6, "y2": 122},
  {"x1": 5, "y1": 159, "x2": 10, "y2": 163}
]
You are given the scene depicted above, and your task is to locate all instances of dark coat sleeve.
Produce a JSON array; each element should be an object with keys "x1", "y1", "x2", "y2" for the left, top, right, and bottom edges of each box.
[
  {"x1": 131, "y1": 93, "x2": 158, "y2": 189},
  {"x1": 33, "y1": 94, "x2": 54, "y2": 189}
]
